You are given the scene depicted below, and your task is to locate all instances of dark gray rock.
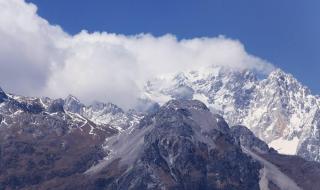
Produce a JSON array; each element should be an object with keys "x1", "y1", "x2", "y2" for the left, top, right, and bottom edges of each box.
[
  {"x1": 231, "y1": 125, "x2": 276, "y2": 153},
  {"x1": 261, "y1": 153, "x2": 320, "y2": 190},
  {"x1": 0, "y1": 87, "x2": 8, "y2": 103},
  {"x1": 47, "y1": 99, "x2": 65, "y2": 113}
]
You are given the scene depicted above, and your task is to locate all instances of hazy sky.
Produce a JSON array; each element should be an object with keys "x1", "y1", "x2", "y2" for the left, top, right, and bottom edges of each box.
[{"x1": 26, "y1": 0, "x2": 320, "y2": 94}]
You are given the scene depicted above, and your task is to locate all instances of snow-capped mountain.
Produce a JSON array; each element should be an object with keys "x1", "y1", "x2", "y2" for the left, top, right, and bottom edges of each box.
[
  {"x1": 143, "y1": 66, "x2": 320, "y2": 162},
  {"x1": 1, "y1": 87, "x2": 320, "y2": 189}
]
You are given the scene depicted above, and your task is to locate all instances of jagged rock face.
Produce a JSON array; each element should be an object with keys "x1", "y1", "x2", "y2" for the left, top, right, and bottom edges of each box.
[
  {"x1": 87, "y1": 100, "x2": 261, "y2": 190},
  {"x1": 64, "y1": 95, "x2": 85, "y2": 113},
  {"x1": 144, "y1": 66, "x2": 320, "y2": 162},
  {"x1": 297, "y1": 110, "x2": 320, "y2": 162},
  {"x1": 231, "y1": 125, "x2": 273, "y2": 154},
  {"x1": 47, "y1": 99, "x2": 65, "y2": 113}
]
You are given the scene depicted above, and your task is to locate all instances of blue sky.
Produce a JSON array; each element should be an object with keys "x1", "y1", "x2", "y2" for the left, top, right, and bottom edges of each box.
[{"x1": 27, "y1": 0, "x2": 320, "y2": 94}]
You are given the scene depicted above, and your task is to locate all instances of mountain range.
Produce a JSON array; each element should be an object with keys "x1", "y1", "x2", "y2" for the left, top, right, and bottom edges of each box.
[{"x1": 1, "y1": 66, "x2": 320, "y2": 189}]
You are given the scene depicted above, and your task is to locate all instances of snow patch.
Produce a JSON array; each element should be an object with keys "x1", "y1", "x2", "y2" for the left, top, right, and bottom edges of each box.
[{"x1": 269, "y1": 137, "x2": 299, "y2": 155}]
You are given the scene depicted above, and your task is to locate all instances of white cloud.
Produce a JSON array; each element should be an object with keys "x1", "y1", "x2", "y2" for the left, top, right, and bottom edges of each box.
[
  {"x1": 0, "y1": 0, "x2": 275, "y2": 109},
  {"x1": 0, "y1": 0, "x2": 67, "y2": 96}
]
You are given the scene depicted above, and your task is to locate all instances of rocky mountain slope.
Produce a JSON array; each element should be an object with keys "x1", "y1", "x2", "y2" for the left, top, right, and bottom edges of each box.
[
  {"x1": 0, "y1": 89, "x2": 117, "y2": 189},
  {"x1": 143, "y1": 66, "x2": 320, "y2": 162}
]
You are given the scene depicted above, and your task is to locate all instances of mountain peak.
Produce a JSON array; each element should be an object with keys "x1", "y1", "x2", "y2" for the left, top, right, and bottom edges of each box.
[
  {"x1": 64, "y1": 94, "x2": 84, "y2": 113},
  {"x1": 268, "y1": 68, "x2": 295, "y2": 82},
  {"x1": 65, "y1": 94, "x2": 80, "y2": 103},
  {"x1": 163, "y1": 99, "x2": 209, "y2": 112},
  {"x1": 266, "y1": 68, "x2": 311, "y2": 94}
]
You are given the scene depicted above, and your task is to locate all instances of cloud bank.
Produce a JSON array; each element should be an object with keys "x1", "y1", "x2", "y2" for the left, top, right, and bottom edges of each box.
[{"x1": 0, "y1": 0, "x2": 275, "y2": 109}]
